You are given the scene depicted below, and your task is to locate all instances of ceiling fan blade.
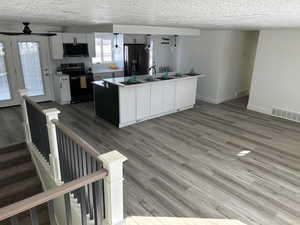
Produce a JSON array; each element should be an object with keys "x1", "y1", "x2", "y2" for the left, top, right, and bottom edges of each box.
[
  {"x1": 0, "y1": 32, "x2": 25, "y2": 36},
  {"x1": 31, "y1": 33, "x2": 57, "y2": 36}
]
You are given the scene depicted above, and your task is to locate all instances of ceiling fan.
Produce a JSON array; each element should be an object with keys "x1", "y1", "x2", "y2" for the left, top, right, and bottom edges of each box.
[{"x1": 0, "y1": 22, "x2": 56, "y2": 36}]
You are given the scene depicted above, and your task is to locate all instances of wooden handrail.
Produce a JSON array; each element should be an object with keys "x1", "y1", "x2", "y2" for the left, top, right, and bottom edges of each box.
[
  {"x1": 52, "y1": 119, "x2": 100, "y2": 159},
  {"x1": 23, "y1": 95, "x2": 45, "y2": 113},
  {"x1": 0, "y1": 169, "x2": 108, "y2": 221}
]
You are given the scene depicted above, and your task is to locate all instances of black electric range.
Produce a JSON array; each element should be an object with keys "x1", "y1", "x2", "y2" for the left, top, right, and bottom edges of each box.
[{"x1": 61, "y1": 63, "x2": 94, "y2": 104}]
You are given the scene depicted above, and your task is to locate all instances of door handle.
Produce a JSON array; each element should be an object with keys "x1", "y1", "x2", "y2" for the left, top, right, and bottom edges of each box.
[{"x1": 44, "y1": 69, "x2": 50, "y2": 76}]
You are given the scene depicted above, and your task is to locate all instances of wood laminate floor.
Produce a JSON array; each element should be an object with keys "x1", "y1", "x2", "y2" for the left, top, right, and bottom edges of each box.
[{"x1": 1, "y1": 97, "x2": 300, "y2": 225}]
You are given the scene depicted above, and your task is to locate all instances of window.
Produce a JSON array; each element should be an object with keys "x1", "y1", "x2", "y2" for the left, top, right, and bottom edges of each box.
[{"x1": 92, "y1": 35, "x2": 114, "y2": 64}]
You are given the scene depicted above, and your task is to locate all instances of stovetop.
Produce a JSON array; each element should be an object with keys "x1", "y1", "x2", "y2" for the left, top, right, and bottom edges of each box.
[{"x1": 61, "y1": 63, "x2": 86, "y2": 76}]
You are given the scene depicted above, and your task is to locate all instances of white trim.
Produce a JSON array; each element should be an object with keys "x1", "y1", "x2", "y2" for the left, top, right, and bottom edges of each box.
[
  {"x1": 113, "y1": 24, "x2": 200, "y2": 36},
  {"x1": 247, "y1": 104, "x2": 271, "y2": 115},
  {"x1": 98, "y1": 151, "x2": 127, "y2": 225},
  {"x1": 196, "y1": 95, "x2": 219, "y2": 104}
]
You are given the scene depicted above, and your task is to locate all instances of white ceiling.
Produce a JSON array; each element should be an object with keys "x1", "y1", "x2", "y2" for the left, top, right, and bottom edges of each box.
[{"x1": 1, "y1": 0, "x2": 300, "y2": 29}]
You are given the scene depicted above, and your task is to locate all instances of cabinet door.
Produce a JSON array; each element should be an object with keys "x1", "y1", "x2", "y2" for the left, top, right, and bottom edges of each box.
[
  {"x1": 175, "y1": 78, "x2": 197, "y2": 109},
  {"x1": 62, "y1": 33, "x2": 87, "y2": 43},
  {"x1": 136, "y1": 86, "x2": 151, "y2": 120},
  {"x1": 119, "y1": 88, "x2": 136, "y2": 124},
  {"x1": 150, "y1": 83, "x2": 164, "y2": 116},
  {"x1": 162, "y1": 81, "x2": 176, "y2": 112},
  {"x1": 49, "y1": 33, "x2": 63, "y2": 59},
  {"x1": 60, "y1": 76, "x2": 71, "y2": 103}
]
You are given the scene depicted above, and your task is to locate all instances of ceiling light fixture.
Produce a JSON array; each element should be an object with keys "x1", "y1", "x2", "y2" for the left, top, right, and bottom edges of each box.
[
  {"x1": 174, "y1": 35, "x2": 178, "y2": 47},
  {"x1": 145, "y1": 34, "x2": 151, "y2": 48},
  {"x1": 114, "y1": 33, "x2": 119, "y2": 48}
]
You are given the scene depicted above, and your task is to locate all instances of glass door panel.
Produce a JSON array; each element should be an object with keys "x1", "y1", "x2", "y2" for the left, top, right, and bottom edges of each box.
[
  {"x1": 0, "y1": 42, "x2": 12, "y2": 101},
  {"x1": 18, "y1": 42, "x2": 45, "y2": 97}
]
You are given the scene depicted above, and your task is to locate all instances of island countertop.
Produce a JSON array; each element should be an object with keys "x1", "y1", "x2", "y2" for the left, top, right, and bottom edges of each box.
[{"x1": 93, "y1": 72, "x2": 206, "y2": 88}]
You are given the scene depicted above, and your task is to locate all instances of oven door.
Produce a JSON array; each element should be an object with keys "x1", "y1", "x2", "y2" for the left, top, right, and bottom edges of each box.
[{"x1": 69, "y1": 75, "x2": 94, "y2": 103}]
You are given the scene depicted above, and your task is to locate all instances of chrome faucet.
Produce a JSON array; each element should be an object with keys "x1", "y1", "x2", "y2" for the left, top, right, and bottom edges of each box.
[{"x1": 148, "y1": 65, "x2": 157, "y2": 79}]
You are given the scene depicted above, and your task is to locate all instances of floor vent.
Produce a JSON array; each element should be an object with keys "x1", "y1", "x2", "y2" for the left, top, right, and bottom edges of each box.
[{"x1": 272, "y1": 108, "x2": 300, "y2": 122}]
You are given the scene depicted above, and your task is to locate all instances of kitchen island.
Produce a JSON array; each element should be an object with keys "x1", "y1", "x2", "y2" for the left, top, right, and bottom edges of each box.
[{"x1": 93, "y1": 73, "x2": 205, "y2": 127}]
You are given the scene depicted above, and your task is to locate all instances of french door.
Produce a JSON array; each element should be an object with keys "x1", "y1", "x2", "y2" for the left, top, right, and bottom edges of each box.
[{"x1": 0, "y1": 35, "x2": 52, "y2": 107}]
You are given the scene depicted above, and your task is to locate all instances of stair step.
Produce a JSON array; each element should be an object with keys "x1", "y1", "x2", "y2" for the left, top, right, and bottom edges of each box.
[
  {"x1": 0, "y1": 142, "x2": 27, "y2": 155},
  {"x1": 0, "y1": 176, "x2": 42, "y2": 208},
  {"x1": 0, "y1": 149, "x2": 31, "y2": 170},
  {"x1": 0, "y1": 161, "x2": 36, "y2": 188}
]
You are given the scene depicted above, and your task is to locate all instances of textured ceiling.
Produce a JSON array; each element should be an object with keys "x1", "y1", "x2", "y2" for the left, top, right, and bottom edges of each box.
[{"x1": 1, "y1": 0, "x2": 300, "y2": 29}]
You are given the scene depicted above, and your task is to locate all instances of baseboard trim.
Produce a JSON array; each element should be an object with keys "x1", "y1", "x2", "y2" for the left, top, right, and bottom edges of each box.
[
  {"x1": 247, "y1": 104, "x2": 271, "y2": 115},
  {"x1": 197, "y1": 96, "x2": 219, "y2": 104},
  {"x1": 217, "y1": 95, "x2": 239, "y2": 104}
]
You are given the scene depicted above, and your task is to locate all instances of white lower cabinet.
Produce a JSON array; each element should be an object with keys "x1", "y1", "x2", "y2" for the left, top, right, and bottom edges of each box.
[
  {"x1": 175, "y1": 78, "x2": 197, "y2": 109},
  {"x1": 162, "y1": 81, "x2": 176, "y2": 112},
  {"x1": 136, "y1": 86, "x2": 151, "y2": 120},
  {"x1": 119, "y1": 88, "x2": 136, "y2": 124},
  {"x1": 118, "y1": 77, "x2": 198, "y2": 127},
  {"x1": 53, "y1": 74, "x2": 71, "y2": 105},
  {"x1": 150, "y1": 83, "x2": 164, "y2": 116}
]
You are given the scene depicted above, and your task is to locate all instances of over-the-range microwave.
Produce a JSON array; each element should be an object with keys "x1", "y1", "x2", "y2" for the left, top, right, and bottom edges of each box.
[{"x1": 63, "y1": 43, "x2": 89, "y2": 57}]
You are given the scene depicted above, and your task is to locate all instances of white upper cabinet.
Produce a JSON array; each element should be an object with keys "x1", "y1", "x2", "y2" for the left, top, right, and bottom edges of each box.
[
  {"x1": 175, "y1": 78, "x2": 197, "y2": 109},
  {"x1": 49, "y1": 33, "x2": 64, "y2": 59},
  {"x1": 49, "y1": 32, "x2": 96, "y2": 59},
  {"x1": 62, "y1": 33, "x2": 87, "y2": 43}
]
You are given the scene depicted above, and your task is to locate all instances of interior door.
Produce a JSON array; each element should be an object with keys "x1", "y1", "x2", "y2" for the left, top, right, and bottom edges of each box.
[
  {"x1": 0, "y1": 37, "x2": 20, "y2": 107},
  {"x1": 12, "y1": 36, "x2": 52, "y2": 103}
]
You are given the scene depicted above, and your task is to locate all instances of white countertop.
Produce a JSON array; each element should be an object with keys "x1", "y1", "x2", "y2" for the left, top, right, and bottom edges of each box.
[{"x1": 93, "y1": 72, "x2": 206, "y2": 88}]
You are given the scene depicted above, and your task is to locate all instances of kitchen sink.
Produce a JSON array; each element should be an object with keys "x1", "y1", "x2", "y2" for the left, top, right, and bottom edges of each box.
[
  {"x1": 157, "y1": 77, "x2": 174, "y2": 80},
  {"x1": 184, "y1": 73, "x2": 200, "y2": 76}
]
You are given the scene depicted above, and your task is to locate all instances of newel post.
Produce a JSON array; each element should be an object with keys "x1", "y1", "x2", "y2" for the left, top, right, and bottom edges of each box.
[
  {"x1": 99, "y1": 151, "x2": 127, "y2": 225},
  {"x1": 44, "y1": 108, "x2": 62, "y2": 183},
  {"x1": 18, "y1": 89, "x2": 31, "y2": 144}
]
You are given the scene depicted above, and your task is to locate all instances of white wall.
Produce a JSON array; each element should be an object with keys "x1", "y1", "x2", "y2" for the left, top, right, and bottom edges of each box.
[
  {"x1": 218, "y1": 31, "x2": 258, "y2": 103},
  {"x1": 177, "y1": 30, "x2": 258, "y2": 104},
  {"x1": 248, "y1": 30, "x2": 300, "y2": 115}
]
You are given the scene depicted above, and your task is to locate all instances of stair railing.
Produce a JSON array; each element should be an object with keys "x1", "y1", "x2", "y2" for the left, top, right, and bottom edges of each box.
[
  {"x1": 0, "y1": 169, "x2": 108, "y2": 225},
  {"x1": 18, "y1": 89, "x2": 127, "y2": 225}
]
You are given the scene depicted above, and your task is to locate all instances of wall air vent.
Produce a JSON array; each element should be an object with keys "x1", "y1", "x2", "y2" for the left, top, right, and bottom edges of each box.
[{"x1": 272, "y1": 107, "x2": 300, "y2": 123}]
